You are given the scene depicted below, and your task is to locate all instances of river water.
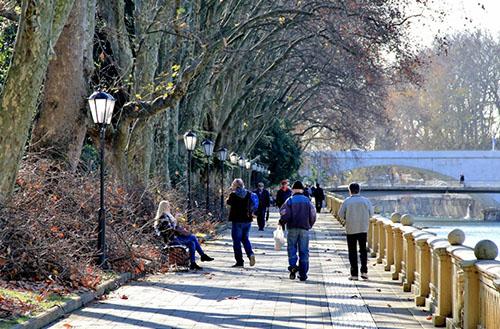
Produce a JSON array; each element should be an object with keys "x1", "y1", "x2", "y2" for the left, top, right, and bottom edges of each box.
[{"x1": 412, "y1": 216, "x2": 500, "y2": 260}]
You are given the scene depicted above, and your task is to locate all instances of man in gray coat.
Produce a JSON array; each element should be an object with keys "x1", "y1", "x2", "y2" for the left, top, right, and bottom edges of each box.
[{"x1": 338, "y1": 182, "x2": 373, "y2": 280}]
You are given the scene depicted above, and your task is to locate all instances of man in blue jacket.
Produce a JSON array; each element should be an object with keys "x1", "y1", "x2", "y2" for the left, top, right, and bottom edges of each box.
[
  {"x1": 278, "y1": 180, "x2": 316, "y2": 281},
  {"x1": 254, "y1": 182, "x2": 270, "y2": 231}
]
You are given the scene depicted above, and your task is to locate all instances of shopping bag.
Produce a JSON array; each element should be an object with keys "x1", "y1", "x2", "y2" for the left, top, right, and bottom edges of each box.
[{"x1": 273, "y1": 225, "x2": 286, "y2": 251}]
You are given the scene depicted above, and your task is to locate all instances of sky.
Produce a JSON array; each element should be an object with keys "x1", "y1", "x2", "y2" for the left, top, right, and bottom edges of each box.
[{"x1": 409, "y1": 0, "x2": 500, "y2": 46}]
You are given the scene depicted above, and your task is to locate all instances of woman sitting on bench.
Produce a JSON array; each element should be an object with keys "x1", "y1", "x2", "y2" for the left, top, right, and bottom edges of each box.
[{"x1": 154, "y1": 200, "x2": 214, "y2": 270}]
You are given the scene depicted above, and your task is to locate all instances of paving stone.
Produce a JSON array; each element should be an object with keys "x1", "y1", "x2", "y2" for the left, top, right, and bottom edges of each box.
[{"x1": 44, "y1": 210, "x2": 436, "y2": 329}]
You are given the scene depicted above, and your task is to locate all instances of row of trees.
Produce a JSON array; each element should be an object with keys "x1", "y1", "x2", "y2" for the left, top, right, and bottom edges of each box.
[
  {"x1": 0, "y1": 0, "x2": 430, "y2": 201},
  {"x1": 375, "y1": 30, "x2": 500, "y2": 150}
]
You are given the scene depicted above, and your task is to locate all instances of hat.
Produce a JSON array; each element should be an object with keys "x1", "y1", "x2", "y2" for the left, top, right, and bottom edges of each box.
[
  {"x1": 281, "y1": 180, "x2": 288, "y2": 184},
  {"x1": 291, "y1": 180, "x2": 304, "y2": 190}
]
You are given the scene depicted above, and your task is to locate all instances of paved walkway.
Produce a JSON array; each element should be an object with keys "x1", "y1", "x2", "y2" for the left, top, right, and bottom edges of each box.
[{"x1": 46, "y1": 210, "x2": 435, "y2": 329}]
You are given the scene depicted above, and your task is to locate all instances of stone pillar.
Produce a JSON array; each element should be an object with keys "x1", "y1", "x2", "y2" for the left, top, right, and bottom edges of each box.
[
  {"x1": 370, "y1": 218, "x2": 378, "y2": 258},
  {"x1": 376, "y1": 220, "x2": 385, "y2": 264},
  {"x1": 402, "y1": 231, "x2": 416, "y2": 292},
  {"x1": 414, "y1": 236, "x2": 431, "y2": 306},
  {"x1": 392, "y1": 226, "x2": 403, "y2": 280},
  {"x1": 384, "y1": 224, "x2": 394, "y2": 271},
  {"x1": 458, "y1": 260, "x2": 479, "y2": 329},
  {"x1": 433, "y1": 246, "x2": 452, "y2": 327}
]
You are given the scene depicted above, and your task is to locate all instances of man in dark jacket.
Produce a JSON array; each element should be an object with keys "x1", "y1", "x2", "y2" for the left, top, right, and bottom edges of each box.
[
  {"x1": 313, "y1": 183, "x2": 325, "y2": 213},
  {"x1": 279, "y1": 180, "x2": 316, "y2": 281},
  {"x1": 254, "y1": 182, "x2": 271, "y2": 231},
  {"x1": 227, "y1": 178, "x2": 256, "y2": 268},
  {"x1": 275, "y1": 180, "x2": 292, "y2": 208}
]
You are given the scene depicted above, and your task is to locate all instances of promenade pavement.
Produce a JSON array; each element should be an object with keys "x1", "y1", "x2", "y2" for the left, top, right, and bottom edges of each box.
[{"x1": 45, "y1": 210, "x2": 435, "y2": 329}]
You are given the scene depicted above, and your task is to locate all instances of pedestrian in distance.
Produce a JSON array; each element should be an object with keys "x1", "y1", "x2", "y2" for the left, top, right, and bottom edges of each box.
[
  {"x1": 154, "y1": 200, "x2": 214, "y2": 271},
  {"x1": 313, "y1": 183, "x2": 325, "y2": 214},
  {"x1": 275, "y1": 180, "x2": 292, "y2": 209},
  {"x1": 226, "y1": 178, "x2": 256, "y2": 268},
  {"x1": 337, "y1": 183, "x2": 374, "y2": 280},
  {"x1": 254, "y1": 182, "x2": 271, "y2": 231},
  {"x1": 278, "y1": 180, "x2": 316, "y2": 281}
]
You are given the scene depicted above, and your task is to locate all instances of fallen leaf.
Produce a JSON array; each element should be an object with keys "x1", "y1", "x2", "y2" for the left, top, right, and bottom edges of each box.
[
  {"x1": 387, "y1": 303, "x2": 392, "y2": 307},
  {"x1": 227, "y1": 295, "x2": 240, "y2": 300},
  {"x1": 121, "y1": 295, "x2": 128, "y2": 300},
  {"x1": 326, "y1": 259, "x2": 331, "y2": 261},
  {"x1": 376, "y1": 288, "x2": 382, "y2": 292},
  {"x1": 426, "y1": 316, "x2": 433, "y2": 320},
  {"x1": 63, "y1": 324, "x2": 72, "y2": 328}
]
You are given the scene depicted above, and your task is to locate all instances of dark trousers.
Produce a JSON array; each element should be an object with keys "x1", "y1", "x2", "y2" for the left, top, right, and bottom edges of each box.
[
  {"x1": 256, "y1": 207, "x2": 266, "y2": 230},
  {"x1": 346, "y1": 232, "x2": 368, "y2": 277},
  {"x1": 314, "y1": 198, "x2": 322, "y2": 213}
]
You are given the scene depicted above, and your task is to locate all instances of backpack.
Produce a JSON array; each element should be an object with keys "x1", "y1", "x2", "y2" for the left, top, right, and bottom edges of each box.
[
  {"x1": 246, "y1": 192, "x2": 259, "y2": 218},
  {"x1": 250, "y1": 192, "x2": 259, "y2": 212},
  {"x1": 154, "y1": 214, "x2": 175, "y2": 245}
]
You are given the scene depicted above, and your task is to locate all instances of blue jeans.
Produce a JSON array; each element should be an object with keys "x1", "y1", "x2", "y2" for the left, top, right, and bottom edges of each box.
[
  {"x1": 173, "y1": 235, "x2": 204, "y2": 263},
  {"x1": 231, "y1": 222, "x2": 254, "y2": 265},
  {"x1": 287, "y1": 228, "x2": 310, "y2": 280}
]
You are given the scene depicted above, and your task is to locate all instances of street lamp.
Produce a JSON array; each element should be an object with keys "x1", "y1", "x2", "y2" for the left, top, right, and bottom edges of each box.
[
  {"x1": 202, "y1": 139, "x2": 214, "y2": 212},
  {"x1": 88, "y1": 90, "x2": 116, "y2": 268},
  {"x1": 230, "y1": 152, "x2": 238, "y2": 179},
  {"x1": 245, "y1": 159, "x2": 252, "y2": 188},
  {"x1": 252, "y1": 163, "x2": 258, "y2": 189},
  {"x1": 184, "y1": 131, "x2": 198, "y2": 222},
  {"x1": 218, "y1": 148, "x2": 228, "y2": 216},
  {"x1": 238, "y1": 156, "x2": 245, "y2": 177}
]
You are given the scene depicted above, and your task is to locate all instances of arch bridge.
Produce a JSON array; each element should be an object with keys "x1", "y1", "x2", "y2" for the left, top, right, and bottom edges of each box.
[{"x1": 305, "y1": 150, "x2": 500, "y2": 207}]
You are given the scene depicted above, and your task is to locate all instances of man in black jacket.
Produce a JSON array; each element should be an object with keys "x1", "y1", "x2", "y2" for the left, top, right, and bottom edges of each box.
[
  {"x1": 227, "y1": 178, "x2": 256, "y2": 268},
  {"x1": 254, "y1": 182, "x2": 270, "y2": 231},
  {"x1": 313, "y1": 183, "x2": 325, "y2": 213}
]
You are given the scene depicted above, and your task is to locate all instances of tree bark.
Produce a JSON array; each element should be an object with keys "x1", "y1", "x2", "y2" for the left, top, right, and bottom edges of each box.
[
  {"x1": 30, "y1": 0, "x2": 96, "y2": 170},
  {"x1": 0, "y1": 0, "x2": 74, "y2": 201}
]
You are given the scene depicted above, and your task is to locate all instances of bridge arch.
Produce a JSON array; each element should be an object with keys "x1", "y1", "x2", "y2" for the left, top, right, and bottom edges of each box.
[{"x1": 304, "y1": 150, "x2": 500, "y2": 207}]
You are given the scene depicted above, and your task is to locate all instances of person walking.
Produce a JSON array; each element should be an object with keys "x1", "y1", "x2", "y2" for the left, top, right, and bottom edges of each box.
[
  {"x1": 154, "y1": 200, "x2": 214, "y2": 271},
  {"x1": 254, "y1": 182, "x2": 271, "y2": 231},
  {"x1": 227, "y1": 178, "x2": 256, "y2": 268},
  {"x1": 337, "y1": 183, "x2": 374, "y2": 280},
  {"x1": 313, "y1": 183, "x2": 325, "y2": 213},
  {"x1": 275, "y1": 180, "x2": 292, "y2": 209},
  {"x1": 278, "y1": 180, "x2": 316, "y2": 281}
]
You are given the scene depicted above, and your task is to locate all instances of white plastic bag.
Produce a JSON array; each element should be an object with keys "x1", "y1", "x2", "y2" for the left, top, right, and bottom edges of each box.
[{"x1": 273, "y1": 225, "x2": 286, "y2": 251}]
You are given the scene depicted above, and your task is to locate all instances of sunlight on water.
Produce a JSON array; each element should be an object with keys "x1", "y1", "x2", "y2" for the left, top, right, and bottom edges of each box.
[{"x1": 413, "y1": 216, "x2": 500, "y2": 260}]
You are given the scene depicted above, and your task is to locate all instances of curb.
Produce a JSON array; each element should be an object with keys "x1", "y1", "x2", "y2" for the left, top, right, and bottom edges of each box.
[
  {"x1": 12, "y1": 272, "x2": 134, "y2": 329},
  {"x1": 12, "y1": 226, "x2": 227, "y2": 329}
]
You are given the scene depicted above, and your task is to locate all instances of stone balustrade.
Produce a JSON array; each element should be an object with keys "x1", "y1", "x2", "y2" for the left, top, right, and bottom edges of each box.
[{"x1": 325, "y1": 193, "x2": 500, "y2": 329}]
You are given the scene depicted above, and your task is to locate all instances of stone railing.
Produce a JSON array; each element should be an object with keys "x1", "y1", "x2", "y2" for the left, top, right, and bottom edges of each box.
[{"x1": 325, "y1": 193, "x2": 500, "y2": 329}]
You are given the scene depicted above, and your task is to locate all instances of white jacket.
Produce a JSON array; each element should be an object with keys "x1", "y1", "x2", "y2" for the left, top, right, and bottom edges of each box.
[{"x1": 338, "y1": 194, "x2": 373, "y2": 234}]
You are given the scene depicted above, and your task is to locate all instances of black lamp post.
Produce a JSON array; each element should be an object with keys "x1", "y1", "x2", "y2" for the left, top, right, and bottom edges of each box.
[
  {"x1": 252, "y1": 162, "x2": 258, "y2": 189},
  {"x1": 88, "y1": 90, "x2": 116, "y2": 268},
  {"x1": 184, "y1": 131, "x2": 198, "y2": 222},
  {"x1": 238, "y1": 156, "x2": 245, "y2": 178},
  {"x1": 202, "y1": 139, "x2": 214, "y2": 212},
  {"x1": 218, "y1": 148, "x2": 228, "y2": 215},
  {"x1": 230, "y1": 152, "x2": 238, "y2": 179},
  {"x1": 245, "y1": 159, "x2": 252, "y2": 189}
]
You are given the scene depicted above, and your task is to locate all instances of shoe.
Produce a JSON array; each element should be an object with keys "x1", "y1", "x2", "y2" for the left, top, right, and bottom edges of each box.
[
  {"x1": 348, "y1": 275, "x2": 359, "y2": 281},
  {"x1": 289, "y1": 268, "x2": 297, "y2": 280},
  {"x1": 201, "y1": 254, "x2": 214, "y2": 262},
  {"x1": 361, "y1": 273, "x2": 368, "y2": 280},
  {"x1": 231, "y1": 263, "x2": 244, "y2": 268},
  {"x1": 299, "y1": 277, "x2": 306, "y2": 282},
  {"x1": 189, "y1": 262, "x2": 203, "y2": 271},
  {"x1": 249, "y1": 255, "x2": 256, "y2": 267},
  {"x1": 258, "y1": 228, "x2": 264, "y2": 231}
]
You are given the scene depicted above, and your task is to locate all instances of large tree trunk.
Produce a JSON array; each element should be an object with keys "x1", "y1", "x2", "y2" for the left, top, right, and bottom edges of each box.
[
  {"x1": 30, "y1": 0, "x2": 96, "y2": 170},
  {"x1": 0, "y1": 0, "x2": 74, "y2": 201}
]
